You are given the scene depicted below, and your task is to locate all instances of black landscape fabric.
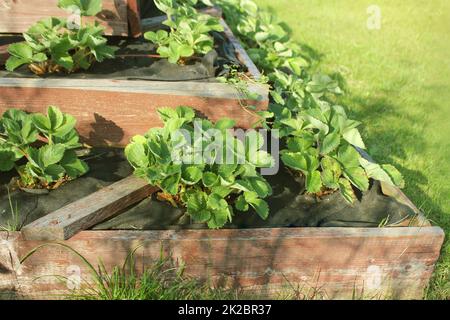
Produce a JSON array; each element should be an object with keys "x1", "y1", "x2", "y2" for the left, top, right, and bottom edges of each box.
[{"x1": 0, "y1": 149, "x2": 415, "y2": 231}]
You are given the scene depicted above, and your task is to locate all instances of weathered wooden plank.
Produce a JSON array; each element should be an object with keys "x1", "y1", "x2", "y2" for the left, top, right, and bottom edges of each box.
[
  {"x1": 127, "y1": 0, "x2": 141, "y2": 37},
  {"x1": 0, "y1": 35, "x2": 21, "y2": 66},
  {"x1": 0, "y1": 79, "x2": 269, "y2": 146},
  {"x1": 1, "y1": 226, "x2": 444, "y2": 299},
  {"x1": 21, "y1": 176, "x2": 157, "y2": 241},
  {"x1": 0, "y1": 43, "x2": 8, "y2": 66},
  {"x1": 0, "y1": 78, "x2": 268, "y2": 99},
  {"x1": 219, "y1": 18, "x2": 262, "y2": 80},
  {"x1": 0, "y1": 232, "x2": 19, "y2": 299},
  {"x1": 0, "y1": 0, "x2": 129, "y2": 36}
]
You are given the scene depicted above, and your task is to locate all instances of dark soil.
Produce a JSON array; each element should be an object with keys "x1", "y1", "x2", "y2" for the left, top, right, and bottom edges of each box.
[{"x1": 0, "y1": 149, "x2": 131, "y2": 230}]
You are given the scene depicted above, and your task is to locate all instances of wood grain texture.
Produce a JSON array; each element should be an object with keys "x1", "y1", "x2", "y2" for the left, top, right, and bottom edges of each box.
[
  {"x1": 0, "y1": 0, "x2": 129, "y2": 36},
  {"x1": 219, "y1": 18, "x2": 262, "y2": 80},
  {"x1": 127, "y1": 0, "x2": 141, "y2": 37},
  {"x1": 21, "y1": 176, "x2": 157, "y2": 241},
  {"x1": 0, "y1": 226, "x2": 444, "y2": 299},
  {"x1": 0, "y1": 10, "x2": 268, "y2": 147},
  {"x1": 0, "y1": 232, "x2": 19, "y2": 299},
  {"x1": 0, "y1": 43, "x2": 8, "y2": 66},
  {"x1": 0, "y1": 79, "x2": 269, "y2": 147}
]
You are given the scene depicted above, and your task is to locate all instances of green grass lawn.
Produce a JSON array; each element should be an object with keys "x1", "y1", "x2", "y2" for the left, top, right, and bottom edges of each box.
[{"x1": 255, "y1": 0, "x2": 450, "y2": 299}]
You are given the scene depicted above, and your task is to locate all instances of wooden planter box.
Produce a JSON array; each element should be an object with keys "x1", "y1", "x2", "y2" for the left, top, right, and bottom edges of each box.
[
  {"x1": 0, "y1": 4, "x2": 443, "y2": 301},
  {"x1": 0, "y1": 0, "x2": 139, "y2": 36},
  {"x1": 0, "y1": 226, "x2": 444, "y2": 300},
  {"x1": 0, "y1": 178, "x2": 444, "y2": 300},
  {"x1": 0, "y1": 11, "x2": 269, "y2": 147}
]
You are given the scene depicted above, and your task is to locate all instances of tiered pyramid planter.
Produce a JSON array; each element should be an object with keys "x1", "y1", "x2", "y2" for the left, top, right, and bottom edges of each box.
[
  {"x1": 0, "y1": 5, "x2": 444, "y2": 301},
  {"x1": 0, "y1": 8, "x2": 268, "y2": 147}
]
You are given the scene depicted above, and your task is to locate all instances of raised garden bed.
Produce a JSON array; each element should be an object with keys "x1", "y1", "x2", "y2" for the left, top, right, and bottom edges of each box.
[
  {"x1": 0, "y1": 1, "x2": 445, "y2": 301},
  {"x1": 0, "y1": 7, "x2": 268, "y2": 147},
  {"x1": 0, "y1": 221, "x2": 444, "y2": 300},
  {"x1": 0, "y1": 146, "x2": 444, "y2": 300}
]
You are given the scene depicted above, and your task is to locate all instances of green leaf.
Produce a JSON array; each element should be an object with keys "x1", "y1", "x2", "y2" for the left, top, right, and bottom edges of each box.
[
  {"x1": 343, "y1": 128, "x2": 366, "y2": 149},
  {"x1": 182, "y1": 166, "x2": 203, "y2": 185},
  {"x1": 60, "y1": 150, "x2": 89, "y2": 178},
  {"x1": 359, "y1": 158, "x2": 392, "y2": 184},
  {"x1": 335, "y1": 145, "x2": 361, "y2": 169},
  {"x1": 211, "y1": 186, "x2": 232, "y2": 198},
  {"x1": 321, "y1": 132, "x2": 341, "y2": 155},
  {"x1": 8, "y1": 42, "x2": 33, "y2": 59},
  {"x1": 47, "y1": 106, "x2": 64, "y2": 129},
  {"x1": 249, "y1": 199, "x2": 269, "y2": 220},
  {"x1": 176, "y1": 106, "x2": 195, "y2": 122},
  {"x1": 178, "y1": 45, "x2": 195, "y2": 58},
  {"x1": 32, "y1": 53, "x2": 48, "y2": 62},
  {"x1": 202, "y1": 172, "x2": 218, "y2": 187},
  {"x1": 5, "y1": 56, "x2": 29, "y2": 72},
  {"x1": 218, "y1": 164, "x2": 238, "y2": 178},
  {"x1": 207, "y1": 193, "x2": 228, "y2": 210},
  {"x1": 249, "y1": 150, "x2": 274, "y2": 168},
  {"x1": 305, "y1": 170, "x2": 322, "y2": 193},
  {"x1": 91, "y1": 44, "x2": 117, "y2": 62},
  {"x1": 53, "y1": 114, "x2": 77, "y2": 137},
  {"x1": 343, "y1": 167, "x2": 369, "y2": 191},
  {"x1": 39, "y1": 144, "x2": 66, "y2": 167},
  {"x1": 157, "y1": 107, "x2": 179, "y2": 122},
  {"x1": 160, "y1": 173, "x2": 180, "y2": 195},
  {"x1": 244, "y1": 191, "x2": 259, "y2": 203},
  {"x1": 281, "y1": 152, "x2": 308, "y2": 172},
  {"x1": 381, "y1": 164, "x2": 405, "y2": 188},
  {"x1": 54, "y1": 129, "x2": 80, "y2": 149},
  {"x1": 191, "y1": 209, "x2": 211, "y2": 223},
  {"x1": 187, "y1": 191, "x2": 207, "y2": 213},
  {"x1": 244, "y1": 177, "x2": 272, "y2": 198},
  {"x1": 286, "y1": 134, "x2": 314, "y2": 153},
  {"x1": 54, "y1": 54, "x2": 74, "y2": 70},
  {"x1": 207, "y1": 207, "x2": 230, "y2": 229},
  {"x1": 321, "y1": 156, "x2": 342, "y2": 189},
  {"x1": 20, "y1": 119, "x2": 39, "y2": 145},
  {"x1": 235, "y1": 195, "x2": 249, "y2": 211},
  {"x1": 0, "y1": 150, "x2": 16, "y2": 172},
  {"x1": 215, "y1": 118, "x2": 236, "y2": 130},
  {"x1": 32, "y1": 114, "x2": 52, "y2": 132},
  {"x1": 44, "y1": 164, "x2": 66, "y2": 180},
  {"x1": 339, "y1": 178, "x2": 356, "y2": 203}
]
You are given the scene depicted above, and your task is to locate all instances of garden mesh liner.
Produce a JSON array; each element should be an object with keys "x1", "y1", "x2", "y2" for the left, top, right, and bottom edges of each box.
[
  {"x1": 0, "y1": 33, "x2": 243, "y2": 81},
  {"x1": 0, "y1": 149, "x2": 415, "y2": 231}
]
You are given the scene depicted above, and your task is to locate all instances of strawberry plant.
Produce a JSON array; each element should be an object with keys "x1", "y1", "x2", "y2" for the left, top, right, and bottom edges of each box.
[
  {"x1": 275, "y1": 102, "x2": 404, "y2": 202},
  {"x1": 125, "y1": 106, "x2": 274, "y2": 229},
  {"x1": 0, "y1": 106, "x2": 89, "y2": 189},
  {"x1": 5, "y1": 0, "x2": 116, "y2": 75},
  {"x1": 215, "y1": 0, "x2": 406, "y2": 203},
  {"x1": 144, "y1": 0, "x2": 223, "y2": 64}
]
